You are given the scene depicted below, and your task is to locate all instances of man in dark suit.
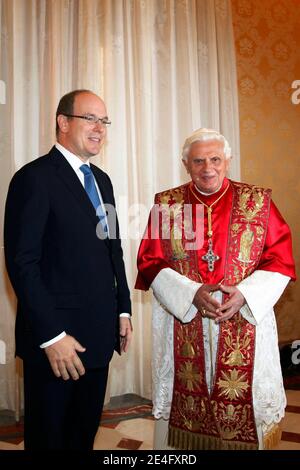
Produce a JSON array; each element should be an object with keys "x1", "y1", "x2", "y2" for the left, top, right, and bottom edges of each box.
[{"x1": 4, "y1": 89, "x2": 132, "y2": 450}]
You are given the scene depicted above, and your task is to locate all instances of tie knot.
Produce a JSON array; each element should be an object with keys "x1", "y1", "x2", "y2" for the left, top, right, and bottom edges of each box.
[{"x1": 80, "y1": 164, "x2": 92, "y2": 176}]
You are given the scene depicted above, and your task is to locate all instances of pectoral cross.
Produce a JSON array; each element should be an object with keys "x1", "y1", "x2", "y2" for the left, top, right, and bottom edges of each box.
[{"x1": 202, "y1": 239, "x2": 219, "y2": 272}]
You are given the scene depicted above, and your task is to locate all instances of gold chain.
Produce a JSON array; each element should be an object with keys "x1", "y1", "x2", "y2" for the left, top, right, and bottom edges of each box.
[{"x1": 189, "y1": 183, "x2": 230, "y2": 238}]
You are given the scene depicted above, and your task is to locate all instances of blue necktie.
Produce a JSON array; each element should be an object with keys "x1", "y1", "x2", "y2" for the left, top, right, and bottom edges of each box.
[{"x1": 80, "y1": 164, "x2": 108, "y2": 235}]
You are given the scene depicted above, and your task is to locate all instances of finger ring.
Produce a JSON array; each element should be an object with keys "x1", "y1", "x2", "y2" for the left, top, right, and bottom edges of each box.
[{"x1": 201, "y1": 308, "x2": 206, "y2": 318}]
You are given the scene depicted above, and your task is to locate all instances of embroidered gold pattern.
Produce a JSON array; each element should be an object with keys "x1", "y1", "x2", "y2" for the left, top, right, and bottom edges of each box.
[
  {"x1": 228, "y1": 183, "x2": 271, "y2": 283},
  {"x1": 212, "y1": 402, "x2": 257, "y2": 442},
  {"x1": 173, "y1": 392, "x2": 213, "y2": 434},
  {"x1": 238, "y1": 224, "x2": 254, "y2": 262},
  {"x1": 178, "y1": 328, "x2": 197, "y2": 358},
  {"x1": 160, "y1": 190, "x2": 187, "y2": 260},
  {"x1": 222, "y1": 319, "x2": 252, "y2": 366},
  {"x1": 238, "y1": 186, "x2": 264, "y2": 221},
  {"x1": 177, "y1": 361, "x2": 202, "y2": 392},
  {"x1": 231, "y1": 223, "x2": 241, "y2": 234},
  {"x1": 217, "y1": 369, "x2": 249, "y2": 400}
]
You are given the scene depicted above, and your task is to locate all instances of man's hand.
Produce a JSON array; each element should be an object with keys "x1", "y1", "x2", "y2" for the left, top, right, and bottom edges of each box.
[
  {"x1": 215, "y1": 284, "x2": 246, "y2": 323},
  {"x1": 119, "y1": 317, "x2": 133, "y2": 353},
  {"x1": 193, "y1": 284, "x2": 222, "y2": 320},
  {"x1": 44, "y1": 334, "x2": 86, "y2": 380}
]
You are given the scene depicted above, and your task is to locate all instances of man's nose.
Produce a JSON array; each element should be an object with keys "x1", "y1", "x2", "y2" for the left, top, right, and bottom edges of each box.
[
  {"x1": 203, "y1": 159, "x2": 212, "y2": 169},
  {"x1": 95, "y1": 121, "x2": 105, "y2": 129},
  {"x1": 93, "y1": 121, "x2": 106, "y2": 132}
]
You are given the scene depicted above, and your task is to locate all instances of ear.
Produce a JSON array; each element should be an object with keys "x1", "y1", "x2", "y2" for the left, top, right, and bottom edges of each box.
[
  {"x1": 182, "y1": 159, "x2": 189, "y2": 173},
  {"x1": 57, "y1": 114, "x2": 69, "y2": 134}
]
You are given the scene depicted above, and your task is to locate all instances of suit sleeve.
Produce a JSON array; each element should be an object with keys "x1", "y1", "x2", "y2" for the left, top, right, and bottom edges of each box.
[
  {"x1": 105, "y1": 175, "x2": 131, "y2": 315},
  {"x1": 4, "y1": 167, "x2": 64, "y2": 344}
]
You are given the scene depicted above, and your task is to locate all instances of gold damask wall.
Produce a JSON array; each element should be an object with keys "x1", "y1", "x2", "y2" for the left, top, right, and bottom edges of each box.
[{"x1": 231, "y1": 0, "x2": 300, "y2": 343}]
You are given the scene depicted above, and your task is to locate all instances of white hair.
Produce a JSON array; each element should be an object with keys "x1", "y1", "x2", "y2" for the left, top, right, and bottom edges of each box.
[{"x1": 182, "y1": 128, "x2": 231, "y2": 161}]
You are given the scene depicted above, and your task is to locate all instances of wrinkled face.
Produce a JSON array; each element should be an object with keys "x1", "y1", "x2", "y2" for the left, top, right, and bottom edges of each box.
[
  {"x1": 57, "y1": 92, "x2": 107, "y2": 161},
  {"x1": 183, "y1": 140, "x2": 230, "y2": 194}
]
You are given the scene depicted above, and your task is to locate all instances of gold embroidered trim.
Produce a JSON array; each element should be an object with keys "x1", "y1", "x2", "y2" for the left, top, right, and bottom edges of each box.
[
  {"x1": 168, "y1": 425, "x2": 258, "y2": 450},
  {"x1": 159, "y1": 187, "x2": 187, "y2": 261}
]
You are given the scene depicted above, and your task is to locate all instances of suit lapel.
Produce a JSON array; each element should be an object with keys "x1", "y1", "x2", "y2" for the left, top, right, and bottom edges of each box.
[{"x1": 49, "y1": 147, "x2": 100, "y2": 227}]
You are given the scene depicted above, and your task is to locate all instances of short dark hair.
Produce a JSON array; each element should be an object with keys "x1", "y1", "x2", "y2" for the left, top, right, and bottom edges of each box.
[{"x1": 55, "y1": 89, "x2": 91, "y2": 136}]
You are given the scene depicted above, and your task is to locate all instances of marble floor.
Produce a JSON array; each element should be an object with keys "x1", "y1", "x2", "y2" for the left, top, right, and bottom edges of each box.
[{"x1": 0, "y1": 390, "x2": 300, "y2": 450}]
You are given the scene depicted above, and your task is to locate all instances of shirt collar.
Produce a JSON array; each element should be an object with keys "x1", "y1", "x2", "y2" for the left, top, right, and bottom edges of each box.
[
  {"x1": 194, "y1": 183, "x2": 222, "y2": 196},
  {"x1": 55, "y1": 142, "x2": 90, "y2": 172},
  {"x1": 193, "y1": 177, "x2": 229, "y2": 196}
]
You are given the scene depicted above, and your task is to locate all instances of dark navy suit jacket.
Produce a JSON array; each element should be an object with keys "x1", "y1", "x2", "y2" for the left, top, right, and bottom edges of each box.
[{"x1": 4, "y1": 146, "x2": 131, "y2": 368}]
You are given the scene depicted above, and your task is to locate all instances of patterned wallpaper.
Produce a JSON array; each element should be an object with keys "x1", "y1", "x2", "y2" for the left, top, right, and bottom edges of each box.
[{"x1": 231, "y1": 0, "x2": 300, "y2": 343}]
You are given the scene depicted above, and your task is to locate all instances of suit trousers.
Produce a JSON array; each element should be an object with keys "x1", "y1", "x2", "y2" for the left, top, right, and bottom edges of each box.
[{"x1": 23, "y1": 358, "x2": 109, "y2": 450}]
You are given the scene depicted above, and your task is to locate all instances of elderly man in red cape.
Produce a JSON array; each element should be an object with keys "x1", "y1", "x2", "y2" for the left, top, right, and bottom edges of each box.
[{"x1": 135, "y1": 128, "x2": 296, "y2": 450}]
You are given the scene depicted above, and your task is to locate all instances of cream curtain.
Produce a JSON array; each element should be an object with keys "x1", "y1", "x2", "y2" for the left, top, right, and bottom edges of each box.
[{"x1": 0, "y1": 0, "x2": 240, "y2": 411}]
